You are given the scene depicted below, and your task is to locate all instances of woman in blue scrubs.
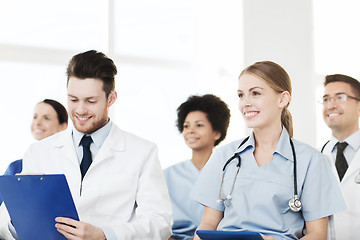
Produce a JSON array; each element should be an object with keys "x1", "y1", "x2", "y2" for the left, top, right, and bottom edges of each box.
[
  {"x1": 191, "y1": 61, "x2": 346, "y2": 240},
  {"x1": 164, "y1": 94, "x2": 230, "y2": 240}
]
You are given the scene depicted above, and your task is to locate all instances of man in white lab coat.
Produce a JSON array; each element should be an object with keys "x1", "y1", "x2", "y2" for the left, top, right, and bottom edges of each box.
[
  {"x1": 0, "y1": 50, "x2": 172, "y2": 240},
  {"x1": 321, "y1": 74, "x2": 360, "y2": 240}
]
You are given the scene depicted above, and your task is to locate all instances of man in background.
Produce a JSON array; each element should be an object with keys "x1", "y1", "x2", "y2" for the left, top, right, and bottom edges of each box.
[{"x1": 321, "y1": 74, "x2": 360, "y2": 240}]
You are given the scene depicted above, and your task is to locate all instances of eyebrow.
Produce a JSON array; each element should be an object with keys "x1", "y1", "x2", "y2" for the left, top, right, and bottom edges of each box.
[
  {"x1": 184, "y1": 120, "x2": 205, "y2": 123},
  {"x1": 237, "y1": 86, "x2": 263, "y2": 92},
  {"x1": 250, "y1": 87, "x2": 263, "y2": 91},
  {"x1": 322, "y1": 92, "x2": 347, "y2": 98},
  {"x1": 67, "y1": 94, "x2": 100, "y2": 99}
]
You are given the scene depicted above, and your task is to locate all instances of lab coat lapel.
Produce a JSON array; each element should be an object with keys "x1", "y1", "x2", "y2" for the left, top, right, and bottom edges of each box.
[
  {"x1": 53, "y1": 129, "x2": 79, "y2": 167},
  {"x1": 322, "y1": 145, "x2": 341, "y2": 182},
  {"x1": 341, "y1": 149, "x2": 360, "y2": 183},
  {"x1": 92, "y1": 124, "x2": 126, "y2": 166}
]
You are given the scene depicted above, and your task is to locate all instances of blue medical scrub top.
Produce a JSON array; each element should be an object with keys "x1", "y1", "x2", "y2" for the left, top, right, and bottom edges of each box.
[
  {"x1": 191, "y1": 128, "x2": 346, "y2": 239},
  {"x1": 0, "y1": 159, "x2": 23, "y2": 204},
  {"x1": 164, "y1": 160, "x2": 204, "y2": 240}
]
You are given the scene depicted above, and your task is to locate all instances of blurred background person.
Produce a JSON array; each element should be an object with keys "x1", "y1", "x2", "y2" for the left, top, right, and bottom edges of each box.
[
  {"x1": 30, "y1": 99, "x2": 68, "y2": 142},
  {"x1": 320, "y1": 74, "x2": 360, "y2": 240},
  {"x1": 164, "y1": 94, "x2": 230, "y2": 240},
  {"x1": 2, "y1": 99, "x2": 68, "y2": 176}
]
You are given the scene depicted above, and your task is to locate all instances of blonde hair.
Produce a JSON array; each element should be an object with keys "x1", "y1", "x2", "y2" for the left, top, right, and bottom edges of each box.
[{"x1": 239, "y1": 61, "x2": 293, "y2": 137}]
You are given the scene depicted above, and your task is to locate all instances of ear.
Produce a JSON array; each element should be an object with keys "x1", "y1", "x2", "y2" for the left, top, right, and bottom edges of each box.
[
  {"x1": 213, "y1": 131, "x2": 221, "y2": 142},
  {"x1": 107, "y1": 91, "x2": 117, "y2": 107},
  {"x1": 60, "y1": 122, "x2": 68, "y2": 131},
  {"x1": 278, "y1": 91, "x2": 290, "y2": 109}
]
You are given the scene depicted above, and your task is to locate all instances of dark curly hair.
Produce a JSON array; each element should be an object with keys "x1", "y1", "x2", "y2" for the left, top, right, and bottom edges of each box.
[{"x1": 176, "y1": 94, "x2": 231, "y2": 146}]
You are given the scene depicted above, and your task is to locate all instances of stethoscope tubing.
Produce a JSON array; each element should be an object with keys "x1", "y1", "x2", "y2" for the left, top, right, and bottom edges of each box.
[{"x1": 218, "y1": 136, "x2": 301, "y2": 212}]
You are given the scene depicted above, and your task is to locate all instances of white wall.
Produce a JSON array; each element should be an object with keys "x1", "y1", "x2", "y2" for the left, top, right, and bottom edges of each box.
[
  {"x1": 242, "y1": 0, "x2": 316, "y2": 146},
  {"x1": 1, "y1": 0, "x2": 360, "y2": 172},
  {"x1": 0, "y1": 0, "x2": 244, "y2": 172}
]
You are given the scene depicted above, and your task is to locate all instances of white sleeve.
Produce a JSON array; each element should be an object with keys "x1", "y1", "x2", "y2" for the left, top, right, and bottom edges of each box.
[{"x1": 0, "y1": 204, "x2": 15, "y2": 240}]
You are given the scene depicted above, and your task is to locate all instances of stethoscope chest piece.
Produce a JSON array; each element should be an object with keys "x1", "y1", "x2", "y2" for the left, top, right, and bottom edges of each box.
[
  {"x1": 288, "y1": 195, "x2": 302, "y2": 212},
  {"x1": 355, "y1": 174, "x2": 360, "y2": 184}
]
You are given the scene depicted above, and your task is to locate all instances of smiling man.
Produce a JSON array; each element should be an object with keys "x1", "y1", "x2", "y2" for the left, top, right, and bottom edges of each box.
[
  {"x1": 321, "y1": 74, "x2": 360, "y2": 240},
  {"x1": 0, "y1": 50, "x2": 172, "y2": 240}
]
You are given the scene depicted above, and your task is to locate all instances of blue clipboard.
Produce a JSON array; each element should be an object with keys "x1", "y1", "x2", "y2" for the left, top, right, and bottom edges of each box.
[
  {"x1": 196, "y1": 230, "x2": 262, "y2": 240},
  {"x1": 0, "y1": 174, "x2": 79, "y2": 240}
]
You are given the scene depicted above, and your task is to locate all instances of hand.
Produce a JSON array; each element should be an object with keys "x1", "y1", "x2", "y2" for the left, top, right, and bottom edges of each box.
[
  {"x1": 55, "y1": 217, "x2": 106, "y2": 240},
  {"x1": 262, "y1": 236, "x2": 278, "y2": 240}
]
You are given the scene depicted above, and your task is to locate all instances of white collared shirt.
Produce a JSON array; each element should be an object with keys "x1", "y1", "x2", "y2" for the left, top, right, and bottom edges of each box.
[
  {"x1": 327, "y1": 129, "x2": 360, "y2": 166},
  {"x1": 72, "y1": 120, "x2": 112, "y2": 164}
]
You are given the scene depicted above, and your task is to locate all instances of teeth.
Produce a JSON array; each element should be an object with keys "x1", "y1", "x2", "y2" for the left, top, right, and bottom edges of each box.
[
  {"x1": 78, "y1": 116, "x2": 89, "y2": 121},
  {"x1": 328, "y1": 113, "x2": 340, "y2": 117},
  {"x1": 245, "y1": 112, "x2": 257, "y2": 117}
]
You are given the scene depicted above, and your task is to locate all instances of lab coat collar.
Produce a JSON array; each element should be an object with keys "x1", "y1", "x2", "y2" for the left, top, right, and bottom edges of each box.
[
  {"x1": 103, "y1": 124, "x2": 126, "y2": 152},
  {"x1": 72, "y1": 120, "x2": 112, "y2": 150},
  {"x1": 51, "y1": 123, "x2": 125, "y2": 153},
  {"x1": 329, "y1": 129, "x2": 360, "y2": 153},
  {"x1": 50, "y1": 129, "x2": 79, "y2": 165}
]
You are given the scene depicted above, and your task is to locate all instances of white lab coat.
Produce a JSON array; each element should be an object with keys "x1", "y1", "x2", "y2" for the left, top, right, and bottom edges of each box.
[
  {"x1": 0, "y1": 124, "x2": 172, "y2": 240},
  {"x1": 323, "y1": 144, "x2": 360, "y2": 240}
]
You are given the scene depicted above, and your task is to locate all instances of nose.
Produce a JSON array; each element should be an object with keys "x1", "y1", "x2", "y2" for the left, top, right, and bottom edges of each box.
[
  {"x1": 188, "y1": 126, "x2": 195, "y2": 133},
  {"x1": 239, "y1": 96, "x2": 252, "y2": 110},
  {"x1": 75, "y1": 101, "x2": 87, "y2": 115},
  {"x1": 184, "y1": 125, "x2": 195, "y2": 134},
  {"x1": 33, "y1": 118, "x2": 42, "y2": 126}
]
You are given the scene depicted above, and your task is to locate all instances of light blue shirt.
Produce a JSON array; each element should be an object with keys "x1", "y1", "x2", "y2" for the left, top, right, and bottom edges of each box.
[
  {"x1": 326, "y1": 129, "x2": 360, "y2": 166},
  {"x1": 164, "y1": 160, "x2": 204, "y2": 240},
  {"x1": 72, "y1": 120, "x2": 112, "y2": 164},
  {"x1": 191, "y1": 128, "x2": 346, "y2": 240}
]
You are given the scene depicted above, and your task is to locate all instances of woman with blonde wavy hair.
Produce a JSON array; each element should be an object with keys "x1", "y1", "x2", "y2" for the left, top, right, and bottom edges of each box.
[{"x1": 191, "y1": 61, "x2": 345, "y2": 240}]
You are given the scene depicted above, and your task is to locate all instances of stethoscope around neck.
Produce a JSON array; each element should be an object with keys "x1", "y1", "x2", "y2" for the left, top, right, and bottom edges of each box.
[{"x1": 216, "y1": 136, "x2": 302, "y2": 213}]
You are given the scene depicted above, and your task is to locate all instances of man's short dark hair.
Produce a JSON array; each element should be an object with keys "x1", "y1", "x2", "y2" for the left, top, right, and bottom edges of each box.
[
  {"x1": 66, "y1": 50, "x2": 117, "y2": 97},
  {"x1": 324, "y1": 74, "x2": 360, "y2": 98},
  {"x1": 176, "y1": 94, "x2": 231, "y2": 146}
]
